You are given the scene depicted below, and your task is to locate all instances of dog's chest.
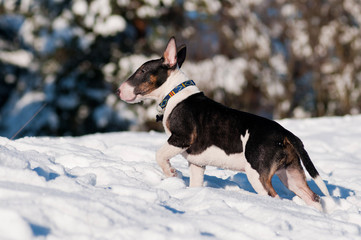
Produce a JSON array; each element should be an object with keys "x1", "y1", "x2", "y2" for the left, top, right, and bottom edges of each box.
[
  {"x1": 161, "y1": 86, "x2": 200, "y2": 136},
  {"x1": 163, "y1": 91, "x2": 252, "y2": 171}
]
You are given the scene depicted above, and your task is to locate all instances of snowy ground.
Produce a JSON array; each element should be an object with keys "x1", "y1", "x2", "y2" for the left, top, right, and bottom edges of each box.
[{"x1": 1, "y1": 115, "x2": 361, "y2": 240}]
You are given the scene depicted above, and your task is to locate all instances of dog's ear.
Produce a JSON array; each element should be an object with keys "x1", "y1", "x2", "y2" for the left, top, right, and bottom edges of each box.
[
  {"x1": 163, "y1": 37, "x2": 177, "y2": 68},
  {"x1": 177, "y1": 44, "x2": 186, "y2": 68}
]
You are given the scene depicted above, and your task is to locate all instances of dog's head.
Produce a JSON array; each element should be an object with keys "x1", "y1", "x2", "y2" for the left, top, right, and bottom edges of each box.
[{"x1": 117, "y1": 37, "x2": 186, "y2": 103}]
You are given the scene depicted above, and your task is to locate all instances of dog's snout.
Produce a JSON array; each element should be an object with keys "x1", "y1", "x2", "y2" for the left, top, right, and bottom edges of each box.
[{"x1": 117, "y1": 82, "x2": 137, "y2": 102}]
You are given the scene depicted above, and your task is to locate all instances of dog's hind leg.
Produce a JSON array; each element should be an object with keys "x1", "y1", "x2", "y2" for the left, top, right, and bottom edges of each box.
[
  {"x1": 188, "y1": 163, "x2": 205, "y2": 187},
  {"x1": 156, "y1": 142, "x2": 184, "y2": 177},
  {"x1": 276, "y1": 167, "x2": 322, "y2": 210},
  {"x1": 245, "y1": 162, "x2": 279, "y2": 198},
  {"x1": 259, "y1": 165, "x2": 280, "y2": 198},
  {"x1": 276, "y1": 137, "x2": 323, "y2": 210}
]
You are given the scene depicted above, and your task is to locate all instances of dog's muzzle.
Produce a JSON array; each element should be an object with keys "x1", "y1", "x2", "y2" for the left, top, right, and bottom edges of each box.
[{"x1": 117, "y1": 82, "x2": 138, "y2": 103}]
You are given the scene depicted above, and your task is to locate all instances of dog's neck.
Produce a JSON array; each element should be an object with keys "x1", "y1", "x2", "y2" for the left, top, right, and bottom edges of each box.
[
  {"x1": 155, "y1": 68, "x2": 200, "y2": 121},
  {"x1": 160, "y1": 69, "x2": 190, "y2": 100},
  {"x1": 158, "y1": 79, "x2": 196, "y2": 110},
  {"x1": 154, "y1": 68, "x2": 200, "y2": 107}
]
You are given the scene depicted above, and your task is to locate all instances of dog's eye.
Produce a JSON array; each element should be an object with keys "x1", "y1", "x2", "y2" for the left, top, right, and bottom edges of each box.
[{"x1": 141, "y1": 68, "x2": 146, "y2": 73}]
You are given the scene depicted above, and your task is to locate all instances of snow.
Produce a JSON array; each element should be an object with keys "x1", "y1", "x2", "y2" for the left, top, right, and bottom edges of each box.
[
  {"x1": 136, "y1": 5, "x2": 160, "y2": 18},
  {"x1": 1, "y1": 115, "x2": 361, "y2": 239},
  {"x1": 0, "y1": 50, "x2": 33, "y2": 68},
  {"x1": 72, "y1": 0, "x2": 126, "y2": 36},
  {"x1": 281, "y1": 4, "x2": 297, "y2": 18},
  {"x1": 14, "y1": 92, "x2": 45, "y2": 113},
  {"x1": 94, "y1": 15, "x2": 127, "y2": 36},
  {"x1": 72, "y1": 0, "x2": 88, "y2": 16}
]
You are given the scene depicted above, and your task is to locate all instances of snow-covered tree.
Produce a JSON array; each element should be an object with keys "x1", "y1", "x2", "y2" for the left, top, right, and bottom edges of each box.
[{"x1": 1, "y1": 0, "x2": 360, "y2": 136}]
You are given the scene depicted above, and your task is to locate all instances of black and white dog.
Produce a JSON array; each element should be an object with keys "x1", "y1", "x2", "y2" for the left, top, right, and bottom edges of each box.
[{"x1": 117, "y1": 37, "x2": 330, "y2": 210}]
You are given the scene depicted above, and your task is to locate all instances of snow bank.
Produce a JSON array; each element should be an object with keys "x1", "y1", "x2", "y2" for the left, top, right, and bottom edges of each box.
[{"x1": 0, "y1": 116, "x2": 361, "y2": 239}]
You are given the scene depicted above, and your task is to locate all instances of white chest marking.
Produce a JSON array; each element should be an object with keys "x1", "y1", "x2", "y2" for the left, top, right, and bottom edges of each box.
[
  {"x1": 183, "y1": 130, "x2": 250, "y2": 171},
  {"x1": 162, "y1": 86, "x2": 200, "y2": 136}
]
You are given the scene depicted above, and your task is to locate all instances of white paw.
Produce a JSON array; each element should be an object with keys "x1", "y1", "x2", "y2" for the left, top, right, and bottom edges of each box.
[{"x1": 164, "y1": 167, "x2": 178, "y2": 178}]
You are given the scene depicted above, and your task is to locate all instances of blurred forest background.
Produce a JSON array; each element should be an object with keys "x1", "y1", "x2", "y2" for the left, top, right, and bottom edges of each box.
[{"x1": 1, "y1": 0, "x2": 361, "y2": 138}]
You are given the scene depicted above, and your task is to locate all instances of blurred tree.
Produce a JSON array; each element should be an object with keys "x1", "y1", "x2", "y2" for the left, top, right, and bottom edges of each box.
[
  {"x1": 258, "y1": 0, "x2": 361, "y2": 117},
  {"x1": 0, "y1": 0, "x2": 360, "y2": 137}
]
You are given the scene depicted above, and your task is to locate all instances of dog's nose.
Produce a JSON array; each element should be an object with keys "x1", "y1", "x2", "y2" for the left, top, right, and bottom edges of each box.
[{"x1": 116, "y1": 88, "x2": 121, "y2": 96}]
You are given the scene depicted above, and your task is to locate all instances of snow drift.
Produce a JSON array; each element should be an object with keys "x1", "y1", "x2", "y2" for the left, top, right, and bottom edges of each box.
[{"x1": 0, "y1": 115, "x2": 361, "y2": 239}]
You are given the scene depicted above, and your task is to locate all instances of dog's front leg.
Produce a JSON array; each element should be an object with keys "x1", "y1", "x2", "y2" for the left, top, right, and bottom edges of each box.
[
  {"x1": 189, "y1": 163, "x2": 205, "y2": 187},
  {"x1": 156, "y1": 142, "x2": 184, "y2": 177}
]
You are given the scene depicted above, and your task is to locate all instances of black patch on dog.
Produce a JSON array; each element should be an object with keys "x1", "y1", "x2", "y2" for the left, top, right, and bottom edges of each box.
[
  {"x1": 167, "y1": 92, "x2": 319, "y2": 177},
  {"x1": 124, "y1": 43, "x2": 187, "y2": 97},
  {"x1": 125, "y1": 58, "x2": 169, "y2": 96},
  {"x1": 156, "y1": 114, "x2": 164, "y2": 122}
]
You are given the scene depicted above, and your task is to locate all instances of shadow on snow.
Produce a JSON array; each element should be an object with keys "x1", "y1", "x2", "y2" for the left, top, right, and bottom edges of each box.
[
  {"x1": 183, "y1": 172, "x2": 354, "y2": 200},
  {"x1": 29, "y1": 223, "x2": 51, "y2": 237}
]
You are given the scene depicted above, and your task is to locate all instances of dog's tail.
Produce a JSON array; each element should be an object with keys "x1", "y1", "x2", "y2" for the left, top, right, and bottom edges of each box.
[{"x1": 286, "y1": 131, "x2": 330, "y2": 197}]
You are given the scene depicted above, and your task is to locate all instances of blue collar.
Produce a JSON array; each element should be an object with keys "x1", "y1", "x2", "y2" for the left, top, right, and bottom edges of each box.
[{"x1": 159, "y1": 80, "x2": 196, "y2": 110}]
